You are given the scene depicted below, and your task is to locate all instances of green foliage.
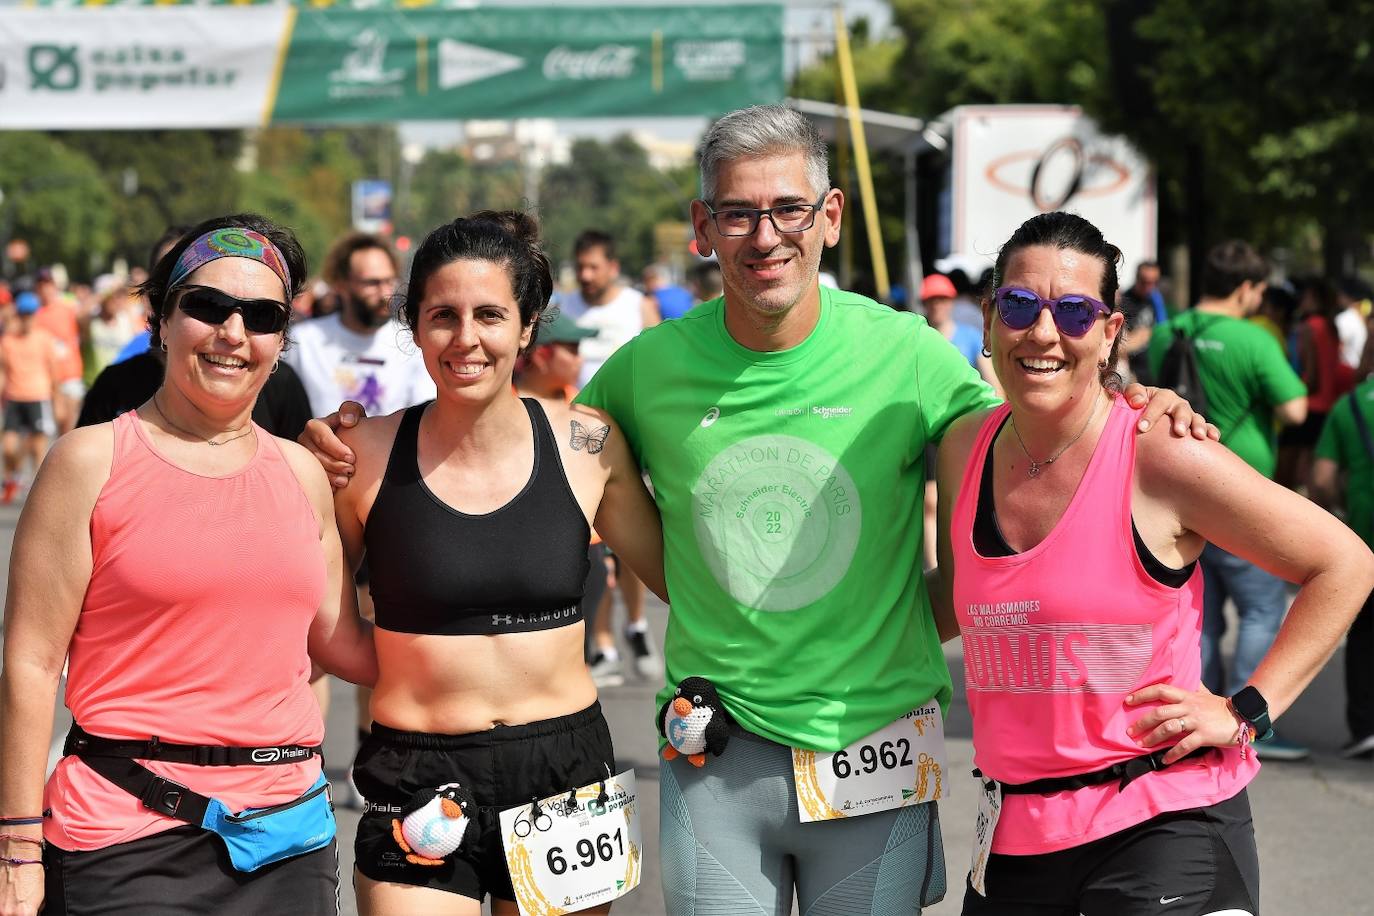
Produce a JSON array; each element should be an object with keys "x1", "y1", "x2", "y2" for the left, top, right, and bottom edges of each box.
[
  {"x1": 64, "y1": 130, "x2": 243, "y2": 273},
  {"x1": 537, "y1": 135, "x2": 696, "y2": 273},
  {"x1": 394, "y1": 150, "x2": 526, "y2": 246},
  {"x1": 0, "y1": 133, "x2": 115, "y2": 277}
]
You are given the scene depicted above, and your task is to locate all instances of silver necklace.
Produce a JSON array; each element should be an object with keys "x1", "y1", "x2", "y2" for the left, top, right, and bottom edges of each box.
[
  {"x1": 151, "y1": 394, "x2": 254, "y2": 448},
  {"x1": 1007, "y1": 393, "x2": 1103, "y2": 478}
]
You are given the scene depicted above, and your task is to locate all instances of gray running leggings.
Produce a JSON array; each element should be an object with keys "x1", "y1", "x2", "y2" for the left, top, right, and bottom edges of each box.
[{"x1": 660, "y1": 727, "x2": 946, "y2": 916}]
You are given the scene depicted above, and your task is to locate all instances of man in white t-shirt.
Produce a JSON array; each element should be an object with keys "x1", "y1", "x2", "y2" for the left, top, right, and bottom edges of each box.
[
  {"x1": 558, "y1": 229, "x2": 660, "y2": 387},
  {"x1": 285, "y1": 232, "x2": 435, "y2": 418}
]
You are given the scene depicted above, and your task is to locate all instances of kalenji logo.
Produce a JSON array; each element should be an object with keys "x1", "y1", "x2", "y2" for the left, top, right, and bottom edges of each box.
[
  {"x1": 542, "y1": 45, "x2": 637, "y2": 81},
  {"x1": 251, "y1": 748, "x2": 282, "y2": 763}
]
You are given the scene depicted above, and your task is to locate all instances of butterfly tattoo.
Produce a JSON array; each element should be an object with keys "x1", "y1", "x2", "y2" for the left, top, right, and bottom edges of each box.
[{"x1": 569, "y1": 419, "x2": 610, "y2": 454}]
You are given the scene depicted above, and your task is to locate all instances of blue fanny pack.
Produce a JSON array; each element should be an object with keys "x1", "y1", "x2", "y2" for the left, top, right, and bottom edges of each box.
[{"x1": 65, "y1": 725, "x2": 335, "y2": 872}]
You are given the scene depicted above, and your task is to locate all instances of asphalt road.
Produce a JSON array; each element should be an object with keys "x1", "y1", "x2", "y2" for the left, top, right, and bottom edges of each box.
[{"x1": 2, "y1": 499, "x2": 1371, "y2": 915}]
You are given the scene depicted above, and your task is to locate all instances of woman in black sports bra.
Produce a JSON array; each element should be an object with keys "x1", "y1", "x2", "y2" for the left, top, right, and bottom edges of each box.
[{"x1": 329, "y1": 212, "x2": 665, "y2": 916}]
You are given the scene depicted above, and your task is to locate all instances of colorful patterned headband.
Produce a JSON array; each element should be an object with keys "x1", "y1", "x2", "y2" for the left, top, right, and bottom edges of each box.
[{"x1": 167, "y1": 227, "x2": 292, "y2": 296}]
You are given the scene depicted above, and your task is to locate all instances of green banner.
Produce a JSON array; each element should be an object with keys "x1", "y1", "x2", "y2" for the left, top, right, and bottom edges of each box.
[{"x1": 271, "y1": 5, "x2": 783, "y2": 122}]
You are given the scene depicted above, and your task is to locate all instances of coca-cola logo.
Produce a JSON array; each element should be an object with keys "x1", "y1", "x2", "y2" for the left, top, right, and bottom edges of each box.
[{"x1": 542, "y1": 44, "x2": 637, "y2": 81}]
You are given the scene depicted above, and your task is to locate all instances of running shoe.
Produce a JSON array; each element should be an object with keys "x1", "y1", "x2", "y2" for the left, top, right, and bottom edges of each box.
[
  {"x1": 589, "y1": 652, "x2": 625, "y2": 688},
  {"x1": 625, "y1": 626, "x2": 663, "y2": 680},
  {"x1": 1339, "y1": 733, "x2": 1374, "y2": 759},
  {"x1": 1254, "y1": 733, "x2": 1311, "y2": 762},
  {"x1": 1, "y1": 478, "x2": 18, "y2": 505}
]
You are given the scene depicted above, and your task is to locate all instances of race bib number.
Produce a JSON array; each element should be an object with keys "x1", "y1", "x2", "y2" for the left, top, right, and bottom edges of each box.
[
  {"x1": 791, "y1": 703, "x2": 946, "y2": 822},
  {"x1": 499, "y1": 770, "x2": 642, "y2": 916},
  {"x1": 969, "y1": 776, "x2": 1002, "y2": 897}
]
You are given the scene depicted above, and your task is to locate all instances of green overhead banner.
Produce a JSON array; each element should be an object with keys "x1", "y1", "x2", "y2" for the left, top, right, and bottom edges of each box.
[{"x1": 0, "y1": 4, "x2": 784, "y2": 129}]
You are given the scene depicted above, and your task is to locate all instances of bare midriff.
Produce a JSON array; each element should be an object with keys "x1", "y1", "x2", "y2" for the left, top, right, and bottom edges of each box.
[{"x1": 370, "y1": 623, "x2": 597, "y2": 734}]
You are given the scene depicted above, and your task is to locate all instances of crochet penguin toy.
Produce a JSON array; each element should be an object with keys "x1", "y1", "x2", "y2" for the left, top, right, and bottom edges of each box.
[
  {"x1": 658, "y1": 676, "x2": 733, "y2": 768},
  {"x1": 392, "y1": 782, "x2": 475, "y2": 866}
]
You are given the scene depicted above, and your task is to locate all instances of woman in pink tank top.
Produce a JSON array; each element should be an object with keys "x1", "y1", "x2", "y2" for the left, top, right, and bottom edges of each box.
[
  {"x1": 932, "y1": 213, "x2": 1374, "y2": 916},
  {"x1": 0, "y1": 215, "x2": 376, "y2": 916}
]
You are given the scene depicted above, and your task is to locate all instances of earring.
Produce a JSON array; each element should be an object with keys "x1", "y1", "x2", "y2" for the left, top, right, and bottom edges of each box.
[
  {"x1": 270, "y1": 360, "x2": 280, "y2": 375},
  {"x1": 1098, "y1": 358, "x2": 1109, "y2": 369},
  {"x1": 981, "y1": 345, "x2": 992, "y2": 358},
  {"x1": 159, "y1": 341, "x2": 167, "y2": 353}
]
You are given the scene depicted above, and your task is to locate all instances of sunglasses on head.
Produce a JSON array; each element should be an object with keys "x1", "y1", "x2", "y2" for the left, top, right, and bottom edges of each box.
[
  {"x1": 994, "y1": 286, "x2": 1111, "y2": 338},
  {"x1": 174, "y1": 285, "x2": 289, "y2": 335}
]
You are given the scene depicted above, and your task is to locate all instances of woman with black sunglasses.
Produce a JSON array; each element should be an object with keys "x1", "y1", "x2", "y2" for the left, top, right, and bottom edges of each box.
[
  {"x1": 929, "y1": 212, "x2": 1373, "y2": 916},
  {"x1": 0, "y1": 213, "x2": 375, "y2": 916}
]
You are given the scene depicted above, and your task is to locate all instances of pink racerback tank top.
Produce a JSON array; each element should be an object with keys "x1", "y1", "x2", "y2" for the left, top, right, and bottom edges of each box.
[
  {"x1": 951, "y1": 396, "x2": 1258, "y2": 855},
  {"x1": 44, "y1": 410, "x2": 327, "y2": 851}
]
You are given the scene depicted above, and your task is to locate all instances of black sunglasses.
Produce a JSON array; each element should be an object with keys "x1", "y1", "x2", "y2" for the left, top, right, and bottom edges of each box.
[{"x1": 174, "y1": 285, "x2": 290, "y2": 335}]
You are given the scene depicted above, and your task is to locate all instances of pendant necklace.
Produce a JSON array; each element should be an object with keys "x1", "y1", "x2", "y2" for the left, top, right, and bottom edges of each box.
[
  {"x1": 1008, "y1": 392, "x2": 1103, "y2": 478},
  {"x1": 151, "y1": 394, "x2": 254, "y2": 447}
]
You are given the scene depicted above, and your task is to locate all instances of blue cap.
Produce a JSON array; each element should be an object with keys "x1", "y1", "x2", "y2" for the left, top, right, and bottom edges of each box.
[{"x1": 15, "y1": 292, "x2": 39, "y2": 315}]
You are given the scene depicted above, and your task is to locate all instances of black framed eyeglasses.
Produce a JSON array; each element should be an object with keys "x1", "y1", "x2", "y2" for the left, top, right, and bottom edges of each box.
[{"x1": 704, "y1": 194, "x2": 829, "y2": 237}]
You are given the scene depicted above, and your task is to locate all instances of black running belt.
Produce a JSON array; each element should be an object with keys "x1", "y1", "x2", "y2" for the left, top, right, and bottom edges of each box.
[
  {"x1": 976, "y1": 746, "x2": 1211, "y2": 795},
  {"x1": 64, "y1": 724, "x2": 320, "y2": 767}
]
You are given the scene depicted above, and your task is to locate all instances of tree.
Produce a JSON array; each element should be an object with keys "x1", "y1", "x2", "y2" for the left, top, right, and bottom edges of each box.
[
  {"x1": 393, "y1": 149, "x2": 525, "y2": 246},
  {"x1": 0, "y1": 133, "x2": 115, "y2": 279},
  {"x1": 537, "y1": 135, "x2": 696, "y2": 274}
]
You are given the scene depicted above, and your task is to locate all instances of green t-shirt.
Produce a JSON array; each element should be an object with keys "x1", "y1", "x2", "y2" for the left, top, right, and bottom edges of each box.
[
  {"x1": 576, "y1": 286, "x2": 998, "y2": 751},
  {"x1": 1315, "y1": 379, "x2": 1374, "y2": 545},
  {"x1": 1148, "y1": 310, "x2": 1306, "y2": 477}
]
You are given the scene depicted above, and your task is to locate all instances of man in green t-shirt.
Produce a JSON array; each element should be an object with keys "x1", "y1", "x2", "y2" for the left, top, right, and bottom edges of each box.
[
  {"x1": 1312, "y1": 380, "x2": 1374, "y2": 757},
  {"x1": 1148, "y1": 240, "x2": 1309, "y2": 760},
  {"x1": 576, "y1": 105, "x2": 1204, "y2": 916}
]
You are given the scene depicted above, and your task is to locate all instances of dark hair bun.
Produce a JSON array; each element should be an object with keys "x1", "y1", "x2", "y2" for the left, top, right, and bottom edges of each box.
[{"x1": 468, "y1": 210, "x2": 540, "y2": 248}]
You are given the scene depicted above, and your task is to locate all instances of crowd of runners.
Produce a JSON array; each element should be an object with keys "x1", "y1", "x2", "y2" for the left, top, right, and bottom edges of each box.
[{"x1": 1, "y1": 104, "x2": 1372, "y2": 916}]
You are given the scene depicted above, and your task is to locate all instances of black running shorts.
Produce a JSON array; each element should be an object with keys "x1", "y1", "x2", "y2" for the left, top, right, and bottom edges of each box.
[
  {"x1": 352, "y1": 702, "x2": 615, "y2": 902},
  {"x1": 962, "y1": 788, "x2": 1260, "y2": 916}
]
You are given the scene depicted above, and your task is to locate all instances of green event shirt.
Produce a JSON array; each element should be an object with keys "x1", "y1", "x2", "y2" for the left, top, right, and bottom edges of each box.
[
  {"x1": 1148, "y1": 310, "x2": 1306, "y2": 477},
  {"x1": 1316, "y1": 379, "x2": 1374, "y2": 546},
  {"x1": 575, "y1": 286, "x2": 998, "y2": 751}
]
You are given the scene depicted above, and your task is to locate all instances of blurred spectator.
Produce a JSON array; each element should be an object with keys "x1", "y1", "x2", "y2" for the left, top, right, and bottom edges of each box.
[
  {"x1": 642, "y1": 263, "x2": 694, "y2": 321},
  {"x1": 1335, "y1": 276, "x2": 1370, "y2": 369},
  {"x1": 1149, "y1": 240, "x2": 1311, "y2": 760},
  {"x1": 688, "y1": 260, "x2": 723, "y2": 304},
  {"x1": 283, "y1": 232, "x2": 432, "y2": 419},
  {"x1": 559, "y1": 229, "x2": 657, "y2": 388},
  {"x1": 1311, "y1": 378, "x2": 1374, "y2": 758},
  {"x1": 1252, "y1": 282, "x2": 1297, "y2": 351},
  {"x1": 1279, "y1": 278, "x2": 1354, "y2": 490},
  {"x1": 1119, "y1": 260, "x2": 1167, "y2": 385},
  {"x1": 0, "y1": 292, "x2": 59, "y2": 502},
  {"x1": 81, "y1": 280, "x2": 139, "y2": 385},
  {"x1": 946, "y1": 267, "x2": 984, "y2": 328},
  {"x1": 33, "y1": 268, "x2": 84, "y2": 435}
]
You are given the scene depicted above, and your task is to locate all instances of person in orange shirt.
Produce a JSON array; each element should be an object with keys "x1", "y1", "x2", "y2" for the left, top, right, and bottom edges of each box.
[
  {"x1": 33, "y1": 269, "x2": 85, "y2": 436},
  {"x1": 0, "y1": 292, "x2": 60, "y2": 503}
]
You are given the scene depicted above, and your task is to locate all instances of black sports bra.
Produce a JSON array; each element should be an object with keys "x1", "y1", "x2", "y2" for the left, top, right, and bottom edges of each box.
[
  {"x1": 974, "y1": 416, "x2": 1195, "y2": 588},
  {"x1": 364, "y1": 399, "x2": 591, "y2": 636}
]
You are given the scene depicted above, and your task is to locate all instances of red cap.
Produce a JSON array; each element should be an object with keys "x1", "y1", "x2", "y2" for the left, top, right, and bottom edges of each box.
[{"x1": 921, "y1": 274, "x2": 957, "y2": 301}]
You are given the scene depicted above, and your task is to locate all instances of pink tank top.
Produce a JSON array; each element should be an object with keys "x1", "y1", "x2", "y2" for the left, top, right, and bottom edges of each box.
[
  {"x1": 951, "y1": 397, "x2": 1258, "y2": 855},
  {"x1": 45, "y1": 411, "x2": 326, "y2": 851}
]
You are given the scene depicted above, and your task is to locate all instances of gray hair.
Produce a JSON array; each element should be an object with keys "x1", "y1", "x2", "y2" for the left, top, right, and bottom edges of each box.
[{"x1": 698, "y1": 105, "x2": 830, "y2": 203}]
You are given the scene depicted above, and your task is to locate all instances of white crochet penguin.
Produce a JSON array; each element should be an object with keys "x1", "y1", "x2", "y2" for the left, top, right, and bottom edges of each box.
[
  {"x1": 392, "y1": 782, "x2": 475, "y2": 866},
  {"x1": 658, "y1": 676, "x2": 733, "y2": 768}
]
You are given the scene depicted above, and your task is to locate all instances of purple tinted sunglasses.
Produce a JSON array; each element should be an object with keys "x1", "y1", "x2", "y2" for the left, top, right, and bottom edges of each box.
[{"x1": 994, "y1": 286, "x2": 1111, "y2": 338}]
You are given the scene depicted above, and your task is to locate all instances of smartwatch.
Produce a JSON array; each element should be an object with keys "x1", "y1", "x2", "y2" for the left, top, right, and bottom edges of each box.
[{"x1": 1228, "y1": 686, "x2": 1274, "y2": 742}]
